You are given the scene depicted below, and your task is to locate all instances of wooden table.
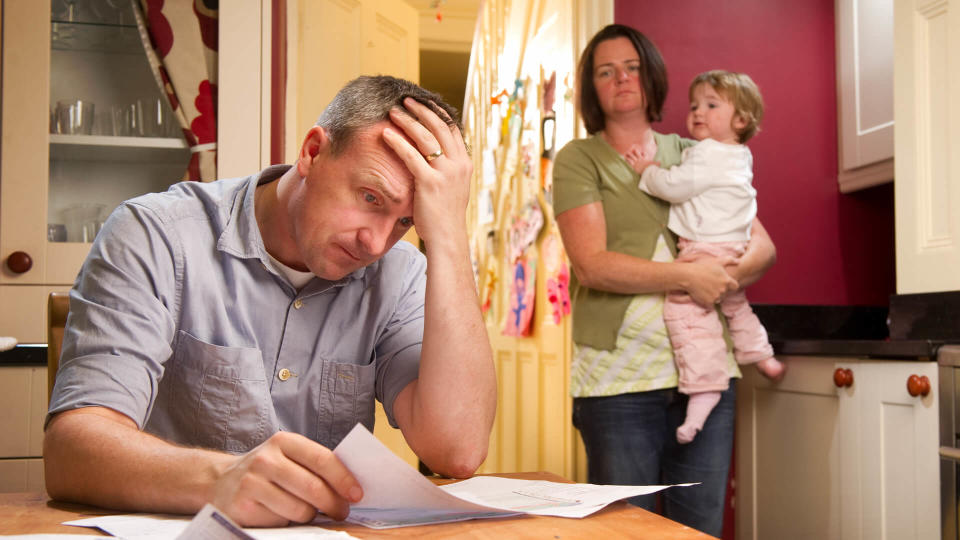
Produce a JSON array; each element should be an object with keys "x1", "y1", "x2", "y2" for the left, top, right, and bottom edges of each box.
[{"x1": 0, "y1": 472, "x2": 712, "y2": 539}]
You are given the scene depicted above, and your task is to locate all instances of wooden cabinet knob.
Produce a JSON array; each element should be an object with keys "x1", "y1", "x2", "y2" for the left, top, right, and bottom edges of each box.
[
  {"x1": 5, "y1": 251, "x2": 32, "y2": 274},
  {"x1": 833, "y1": 367, "x2": 854, "y2": 388},
  {"x1": 907, "y1": 374, "x2": 931, "y2": 397}
]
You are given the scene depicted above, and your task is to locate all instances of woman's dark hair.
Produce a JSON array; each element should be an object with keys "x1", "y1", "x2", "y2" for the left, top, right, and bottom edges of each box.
[{"x1": 576, "y1": 24, "x2": 668, "y2": 134}]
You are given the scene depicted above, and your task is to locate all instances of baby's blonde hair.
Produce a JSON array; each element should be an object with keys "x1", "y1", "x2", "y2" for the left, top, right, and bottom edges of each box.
[{"x1": 689, "y1": 70, "x2": 764, "y2": 143}]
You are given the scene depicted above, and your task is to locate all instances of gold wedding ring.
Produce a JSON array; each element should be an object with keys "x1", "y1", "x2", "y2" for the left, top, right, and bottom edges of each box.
[{"x1": 425, "y1": 149, "x2": 443, "y2": 161}]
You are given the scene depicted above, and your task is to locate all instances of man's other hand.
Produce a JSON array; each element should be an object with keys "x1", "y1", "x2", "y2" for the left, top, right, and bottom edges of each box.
[{"x1": 210, "y1": 431, "x2": 363, "y2": 527}]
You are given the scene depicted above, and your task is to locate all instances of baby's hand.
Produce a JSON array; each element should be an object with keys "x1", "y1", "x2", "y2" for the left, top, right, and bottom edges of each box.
[{"x1": 625, "y1": 145, "x2": 659, "y2": 174}]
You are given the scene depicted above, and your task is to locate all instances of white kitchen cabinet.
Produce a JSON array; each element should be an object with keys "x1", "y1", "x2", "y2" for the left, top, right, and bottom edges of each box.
[
  {"x1": 894, "y1": 0, "x2": 960, "y2": 293},
  {"x1": 835, "y1": 0, "x2": 894, "y2": 192},
  {"x1": 0, "y1": 366, "x2": 47, "y2": 493},
  {"x1": 736, "y1": 356, "x2": 938, "y2": 540},
  {"x1": 0, "y1": 459, "x2": 45, "y2": 494},
  {"x1": 1, "y1": 1, "x2": 269, "y2": 342}
]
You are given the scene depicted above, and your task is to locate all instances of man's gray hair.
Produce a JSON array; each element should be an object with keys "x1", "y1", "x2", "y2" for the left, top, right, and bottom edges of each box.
[{"x1": 316, "y1": 75, "x2": 461, "y2": 156}]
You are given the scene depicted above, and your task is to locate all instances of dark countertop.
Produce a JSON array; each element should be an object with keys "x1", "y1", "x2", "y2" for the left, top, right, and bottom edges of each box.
[
  {"x1": 755, "y1": 303, "x2": 946, "y2": 360},
  {"x1": 0, "y1": 344, "x2": 48, "y2": 367},
  {"x1": 769, "y1": 338, "x2": 943, "y2": 359},
  {"x1": 4, "y1": 298, "x2": 957, "y2": 366}
]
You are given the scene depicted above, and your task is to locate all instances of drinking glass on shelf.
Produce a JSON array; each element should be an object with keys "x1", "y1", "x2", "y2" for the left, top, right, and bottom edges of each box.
[
  {"x1": 126, "y1": 101, "x2": 146, "y2": 137},
  {"x1": 61, "y1": 203, "x2": 106, "y2": 243},
  {"x1": 111, "y1": 105, "x2": 129, "y2": 136},
  {"x1": 93, "y1": 110, "x2": 115, "y2": 136},
  {"x1": 144, "y1": 98, "x2": 175, "y2": 137},
  {"x1": 55, "y1": 100, "x2": 95, "y2": 135},
  {"x1": 47, "y1": 223, "x2": 67, "y2": 243}
]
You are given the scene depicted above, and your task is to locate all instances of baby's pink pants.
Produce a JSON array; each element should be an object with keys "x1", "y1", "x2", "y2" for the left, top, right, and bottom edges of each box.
[{"x1": 664, "y1": 239, "x2": 774, "y2": 394}]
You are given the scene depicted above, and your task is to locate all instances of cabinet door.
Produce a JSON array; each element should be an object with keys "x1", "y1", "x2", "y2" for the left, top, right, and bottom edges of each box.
[
  {"x1": 218, "y1": 2, "x2": 270, "y2": 179},
  {"x1": 289, "y1": 0, "x2": 419, "y2": 161},
  {"x1": 894, "y1": 0, "x2": 960, "y2": 293},
  {"x1": 2, "y1": 1, "x2": 191, "y2": 290},
  {"x1": 0, "y1": 458, "x2": 45, "y2": 494},
  {"x1": 288, "y1": 0, "x2": 420, "y2": 467},
  {"x1": 736, "y1": 356, "x2": 858, "y2": 540},
  {"x1": 858, "y1": 360, "x2": 938, "y2": 540},
  {"x1": 836, "y1": 0, "x2": 894, "y2": 192},
  {"x1": 0, "y1": 366, "x2": 47, "y2": 459},
  {"x1": 1, "y1": 1, "x2": 55, "y2": 286}
]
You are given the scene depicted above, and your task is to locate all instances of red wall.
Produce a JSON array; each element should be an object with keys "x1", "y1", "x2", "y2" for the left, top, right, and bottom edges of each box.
[{"x1": 615, "y1": 0, "x2": 895, "y2": 306}]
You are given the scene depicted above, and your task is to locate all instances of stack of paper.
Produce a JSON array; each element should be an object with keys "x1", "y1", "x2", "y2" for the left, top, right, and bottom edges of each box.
[{"x1": 333, "y1": 424, "x2": 695, "y2": 529}]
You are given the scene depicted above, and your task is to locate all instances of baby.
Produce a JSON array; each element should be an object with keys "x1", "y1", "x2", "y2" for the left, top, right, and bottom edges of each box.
[{"x1": 627, "y1": 70, "x2": 785, "y2": 444}]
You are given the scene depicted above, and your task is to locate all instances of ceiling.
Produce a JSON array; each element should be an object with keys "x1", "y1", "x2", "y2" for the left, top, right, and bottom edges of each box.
[{"x1": 405, "y1": 0, "x2": 480, "y2": 53}]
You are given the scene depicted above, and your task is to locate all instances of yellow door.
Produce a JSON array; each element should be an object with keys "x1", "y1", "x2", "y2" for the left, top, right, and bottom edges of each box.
[{"x1": 291, "y1": 0, "x2": 420, "y2": 466}]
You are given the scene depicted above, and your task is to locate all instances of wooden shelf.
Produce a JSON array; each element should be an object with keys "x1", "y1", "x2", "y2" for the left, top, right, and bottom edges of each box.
[{"x1": 49, "y1": 134, "x2": 189, "y2": 163}]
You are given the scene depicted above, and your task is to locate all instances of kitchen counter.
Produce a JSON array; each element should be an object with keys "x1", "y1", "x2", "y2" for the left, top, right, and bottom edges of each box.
[
  {"x1": 769, "y1": 337, "x2": 942, "y2": 359},
  {"x1": 754, "y1": 303, "x2": 944, "y2": 360},
  {"x1": 6, "y1": 299, "x2": 957, "y2": 365},
  {"x1": 0, "y1": 344, "x2": 47, "y2": 366}
]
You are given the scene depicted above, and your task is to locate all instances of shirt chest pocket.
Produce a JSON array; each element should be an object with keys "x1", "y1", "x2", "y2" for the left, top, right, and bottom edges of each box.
[
  {"x1": 151, "y1": 330, "x2": 278, "y2": 453},
  {"x1": 316, "y1": 360, "x2": 376, "y2": 448}
]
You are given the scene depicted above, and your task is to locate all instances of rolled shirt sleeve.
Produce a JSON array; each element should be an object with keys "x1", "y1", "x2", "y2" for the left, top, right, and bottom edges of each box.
[{"x1": 49, "y1": 201, "x2": 179, "y2": 429}]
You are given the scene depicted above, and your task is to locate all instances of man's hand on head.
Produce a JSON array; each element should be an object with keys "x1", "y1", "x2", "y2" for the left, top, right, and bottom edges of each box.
[{"x1": 381, "y1": 97, "x2": 473, "y2": 249}]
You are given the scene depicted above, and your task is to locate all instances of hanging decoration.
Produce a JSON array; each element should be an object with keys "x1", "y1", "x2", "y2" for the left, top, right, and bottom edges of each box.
[
  {"x1": 430, "y1": 0, "x2": 446, "y2": 22},
  {"x1": 542, "y1": 230, "x2": 571, "y2": 325},
  {"x1": 499, "y1": 78, "x2": 542, "y2": 337},
  {"x1": 133, "y1": 0, "x2": 219, "y2": 181},
  {"x1": 540, "y1": 71, "x2": 557, "y2": 195},
  {"x1": 503, "y1": 258, "x2": 536, "y2": 337}
]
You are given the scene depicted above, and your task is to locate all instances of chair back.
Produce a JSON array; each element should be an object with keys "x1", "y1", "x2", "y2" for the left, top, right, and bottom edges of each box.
[{"x1": 47, "y1": 292, "x2": 70, "y2": 402}]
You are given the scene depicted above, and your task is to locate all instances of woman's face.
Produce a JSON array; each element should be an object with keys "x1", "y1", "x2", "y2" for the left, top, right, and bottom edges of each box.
[{"x1": 592, "y1": 37, "x2": 645, "y2": 119}]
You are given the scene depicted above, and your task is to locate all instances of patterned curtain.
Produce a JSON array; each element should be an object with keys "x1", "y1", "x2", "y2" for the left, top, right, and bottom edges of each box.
[{"x1": 133, "y1": 0, "x2": 218, "y2": 181}]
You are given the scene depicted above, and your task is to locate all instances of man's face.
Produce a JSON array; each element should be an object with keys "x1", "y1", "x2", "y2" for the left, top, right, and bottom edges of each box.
[{"x1": 291, "y1": 121, "x2": 415, "y2": 281}]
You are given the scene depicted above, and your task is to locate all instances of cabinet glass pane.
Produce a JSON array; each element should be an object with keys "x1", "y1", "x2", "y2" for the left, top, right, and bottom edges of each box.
[{"x1": 47, "y1": 0, "x2": 189, "y2": 244}]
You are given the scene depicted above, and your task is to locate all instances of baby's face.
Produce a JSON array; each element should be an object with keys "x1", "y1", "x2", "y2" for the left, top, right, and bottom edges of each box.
[{"x1": 686, "y1": 83, "x2": 745, "y2": 144}]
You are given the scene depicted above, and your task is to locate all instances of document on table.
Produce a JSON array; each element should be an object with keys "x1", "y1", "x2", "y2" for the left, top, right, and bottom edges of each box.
[
  {"x1": 333, "y1": 423, "x2": 696, "y2": 528},
  {"x1": 62, "y1": 506, "x2": 358, "y2": 540},
  {"x1": 61, "y1": 423, "x2": 696, "y2": 534}
]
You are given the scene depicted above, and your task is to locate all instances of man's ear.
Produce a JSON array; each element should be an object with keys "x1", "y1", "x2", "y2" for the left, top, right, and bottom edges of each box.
[{"x1": 297, "y1": 126, "x2": 330, "y2": 177}]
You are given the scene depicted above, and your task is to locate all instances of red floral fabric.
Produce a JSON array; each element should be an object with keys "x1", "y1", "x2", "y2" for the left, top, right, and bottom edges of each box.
[{"x1": 136, "y1": 0, "x2": 219, "y2": 181}]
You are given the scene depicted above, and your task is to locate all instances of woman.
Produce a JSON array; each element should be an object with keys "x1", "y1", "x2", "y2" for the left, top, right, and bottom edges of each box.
[{"x1": 553, "y1": 24, "x2": 776, "y2": 536}]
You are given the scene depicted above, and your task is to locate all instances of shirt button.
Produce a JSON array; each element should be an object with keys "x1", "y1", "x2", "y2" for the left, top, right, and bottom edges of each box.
[
  {"x1": 293, "y1": 299, "x2": 304, "y2": 309},
  {"x1": 278, "y1": 368, "x2": 292, "y2": 381}
]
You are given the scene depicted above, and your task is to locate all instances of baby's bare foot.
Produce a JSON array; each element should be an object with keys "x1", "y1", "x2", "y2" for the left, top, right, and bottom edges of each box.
[{"x1": 757, "y1": 357, "x2": 786, "y2": 382}]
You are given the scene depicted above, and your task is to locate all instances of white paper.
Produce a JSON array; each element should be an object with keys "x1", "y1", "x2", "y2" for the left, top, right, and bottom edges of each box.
[
  {"x1": 63, "y1": 511, "x2": 357, "y2": 539},
  {"x1": 440, "y1": 476, "x2": 697, "y2": 518},
  {"x1": 60, "y1": 424, "x2": 696, "y2": 534},
  {"x1": 332, "y1": 424, "x2": 520, "y2": 528},
  {"x1": 64, "y1": 513, "x2": 190, "y2": 540},
  {"x1": 0, "y1": 536, "x2": 105, "y2": 539},
  {"x1": 175, "y1": 503, "x2": 254, "y2": 539},
  {"x1": 331, "y1": 424, "x2": 695, "y2": 527}
]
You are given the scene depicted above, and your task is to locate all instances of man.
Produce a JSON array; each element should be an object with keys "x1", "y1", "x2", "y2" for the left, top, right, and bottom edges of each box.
[{"x1": 43, "y1": 76, "x2": 497, "y2": 527}]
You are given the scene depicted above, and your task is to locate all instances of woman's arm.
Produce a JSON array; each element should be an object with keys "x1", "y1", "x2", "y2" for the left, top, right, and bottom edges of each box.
[
  {"x1": 556, "y1": 201, "x2": 738, "y2": 306},
  {"x1": 727, "y1": 217, "x2": 776, "y2": 287}
]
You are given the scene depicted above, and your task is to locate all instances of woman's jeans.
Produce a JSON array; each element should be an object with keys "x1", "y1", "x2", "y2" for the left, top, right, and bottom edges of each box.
[{"x1": 572, "y1": 381, "x2": 736, "y2": 537}]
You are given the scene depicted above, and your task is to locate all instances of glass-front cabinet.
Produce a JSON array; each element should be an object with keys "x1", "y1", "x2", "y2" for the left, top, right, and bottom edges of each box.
[
  {"x1": 1, "y1": 0, "x2": 190, "y2": 341},
  {"x1": 48, "y1": 0, "x2": 189, "y2": 244}
]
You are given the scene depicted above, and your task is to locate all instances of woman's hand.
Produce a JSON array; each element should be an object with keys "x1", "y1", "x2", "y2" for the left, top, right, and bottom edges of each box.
[
  {"x1": 677, "y1": 256, "x2": 740, "y2": 306},
  {"x1": 724, "y1": 218, "x2": 776, "y2": 287}
]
